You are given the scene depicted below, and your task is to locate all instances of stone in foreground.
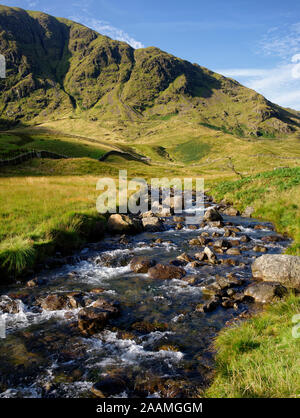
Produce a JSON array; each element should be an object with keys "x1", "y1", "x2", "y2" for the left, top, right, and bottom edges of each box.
[{"x1": 252, "y1": 254, "x2": 300, "y2": 289}]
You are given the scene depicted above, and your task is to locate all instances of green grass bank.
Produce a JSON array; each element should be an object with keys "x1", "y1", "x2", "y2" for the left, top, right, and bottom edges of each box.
[{"x1": 205, "y1": 294, "x2": 300, "y2": 398}]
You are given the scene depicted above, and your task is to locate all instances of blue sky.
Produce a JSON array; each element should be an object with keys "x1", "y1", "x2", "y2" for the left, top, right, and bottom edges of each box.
[{"x1": 3, "y1": 0, "x2": 300, "y2": 109}]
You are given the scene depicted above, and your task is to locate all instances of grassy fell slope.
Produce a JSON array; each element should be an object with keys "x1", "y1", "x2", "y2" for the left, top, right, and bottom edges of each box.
[{"x1": 0, "y1": 5, "x2": 300, "y2": 137}]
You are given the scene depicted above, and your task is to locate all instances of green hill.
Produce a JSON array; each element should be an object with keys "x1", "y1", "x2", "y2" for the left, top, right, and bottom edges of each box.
[{"x1": 1, "y1": 4, "x2": 300, "y2": 138}]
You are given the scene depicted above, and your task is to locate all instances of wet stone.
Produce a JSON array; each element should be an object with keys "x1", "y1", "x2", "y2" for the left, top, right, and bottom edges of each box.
[
  {"x1": 240, "y1": 234, "x2": 251, "y2": 243},
  {"x1": 148, "y1": 264, "x2": 186, "y2": 280},
  {"x1": 130, "y1": 256, "x2": 156, "y2": 273},
  {"x1": 91, "y1": 376, "x2": 127, "y2": 397},
  {"x1": 214, "y1": 239, "x2": 232, "y2": 249},
  {"x1": 253, "y1": 245, "x2": 268, "y2": 253},
  {"x1": 226, "y1": 248, "x2": 241, "y2": 256},
  {"x1": 37, "y1": 294, "x2": 71, "y2": 311},
  {"x1": 78, "y1": 307, "x2": 116, "y2": 336},
  {"x1": 0, "y1": 296, "x2": 20, "y2": 314},
  {"x1": 131, "y1": 321, "x2": 168, "y2": 333},
  {"x1": 196, "y1": 297, "x2": 220, "y2": 312}
]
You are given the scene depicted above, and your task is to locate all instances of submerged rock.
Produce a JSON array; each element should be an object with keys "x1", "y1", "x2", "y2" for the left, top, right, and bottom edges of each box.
[
  {"x1": 131, "y1": 321, "x2": 168, "y2": 333},
  {"x1": 252, "y1": 255, "x2": 300, "y2": 289},
  {"x1": 148, "y1": 264, "x2": 186, "y2": 280}
]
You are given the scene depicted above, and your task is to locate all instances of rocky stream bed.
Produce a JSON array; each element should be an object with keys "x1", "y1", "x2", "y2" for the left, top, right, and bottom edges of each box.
[{"x1": 0, "y1": 196, "x2": 291, "y2": 398}]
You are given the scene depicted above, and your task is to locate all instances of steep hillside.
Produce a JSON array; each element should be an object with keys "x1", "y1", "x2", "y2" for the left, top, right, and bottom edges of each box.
[{"x1": 0, "y1": 4, "x2": 300, "y2": 137}]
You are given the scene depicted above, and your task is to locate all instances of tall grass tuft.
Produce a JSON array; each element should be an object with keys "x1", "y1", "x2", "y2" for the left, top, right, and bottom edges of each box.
[{"x1": 0, "y1": 236, "x2": 35, "y2": 277}]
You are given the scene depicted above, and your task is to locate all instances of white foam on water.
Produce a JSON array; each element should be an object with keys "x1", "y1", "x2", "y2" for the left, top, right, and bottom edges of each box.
[
  {"x1": 147, "y1": 392, "x2": 161, "y2": 398},
  {"x1": 153, "y1": 295, "x2": 165, "y2": 301},
  {"x1": 74, "y1": 261, "x2": 131, "y2": 284},
  {"x1": 2, "y1": 301, "x2": 81, "y2": 333},
  {"x1": 58, "y1": 381, "x2": 93, "y2": 398},
  {"x1": 160, "y1": 241, "x2": 177, "y2": 252},
  {"x1": 239, "y1": 226, "x2": 259, "y2": 234},
  {"x1": 0, "y1": 386, "x2": 42, "y2": 398},
  {"x1": 86, "y1": 330, "x2": 183, "y2": 369},
  {"x1": 110, "y1": 391, "x2": 129, "y2": 398},
  {"x1": 171, "y1": 314, "x2": 185, "y2": 323},
  {"x1": 160, "y1": 279, "x2": 202, "y2": 296}
]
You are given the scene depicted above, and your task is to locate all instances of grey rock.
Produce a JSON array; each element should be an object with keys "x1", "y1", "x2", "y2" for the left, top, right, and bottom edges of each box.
[{"x1": 252, "y1": 255, "x2": 300, "y2": 289}]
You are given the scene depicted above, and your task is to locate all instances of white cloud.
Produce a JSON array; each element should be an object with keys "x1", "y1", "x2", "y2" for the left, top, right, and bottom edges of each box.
[
  {"x1": 291, "y1": 53, "x2": 300, "y2": 63},
  {"x1": 69, "y1": 16, "x2": 144, "y2": 49},
  {"x1": 260, "y1": 22, "x2": 300, "y2": 58},
  {"x1": 217, "y1": 60, "x2": 300, "y2": 110},
  {"x1": 217, "y1": 24, "x2": 300, "y2": 110}
]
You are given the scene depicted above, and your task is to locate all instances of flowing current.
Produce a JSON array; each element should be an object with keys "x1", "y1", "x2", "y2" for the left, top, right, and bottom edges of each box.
[{"x1": 0, "y1": 198, "x2": 290, "y2": 398}]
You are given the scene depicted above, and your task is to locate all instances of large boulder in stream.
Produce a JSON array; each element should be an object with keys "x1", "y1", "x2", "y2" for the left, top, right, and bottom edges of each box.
[
  {"x1": 107, "y1": 214, "x2": 142, "y2": 234},
  {"x1": 130, "y1": 256, "x2": 156, "y2": 273},
  {"x1": 148, "y1": 264, "x2": 186, "y2": 280},
  {"x1": 252, "y1": 255, "x2": 300, "y2": 289},
  {"x1": 203, "y1": 208, "x2": 223, "y2": 222},
  {"x1": 244, "y1": 282, "x2": 287, "y2": 303}
]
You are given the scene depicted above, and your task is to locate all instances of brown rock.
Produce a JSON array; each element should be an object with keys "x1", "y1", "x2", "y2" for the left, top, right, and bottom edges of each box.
[
  {"x1": 226, "y1": 247, "x2": 241, "y2": 255},
  {"x1": 130, "y1": 256, "x2": 156, "y2": 273},
  {"x1": 107, "y1": 214, "x2": 142, "y2": 234},
  {"x1": 148, "y1": 264, "x2": 186, "y2": 280},
  {"x1": 253, "y1": 245, "x2": 267, "y2": 253},
  {"x1": 38, "y1": 294, "x2": 71, "y2": 311}
]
